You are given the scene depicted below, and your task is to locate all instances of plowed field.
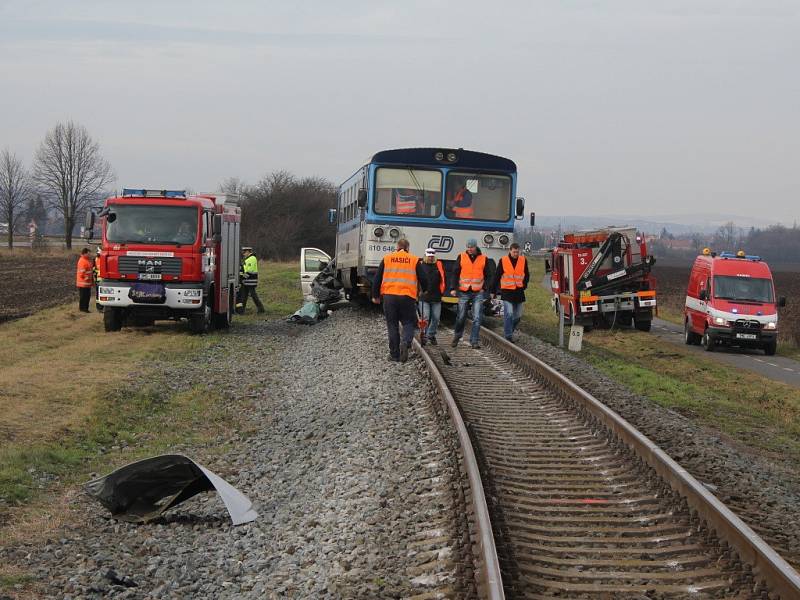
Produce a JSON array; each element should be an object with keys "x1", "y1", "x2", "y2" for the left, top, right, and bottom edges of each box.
[{"x1": 0, "y1": 253, "x2": 76, "y2": 323}]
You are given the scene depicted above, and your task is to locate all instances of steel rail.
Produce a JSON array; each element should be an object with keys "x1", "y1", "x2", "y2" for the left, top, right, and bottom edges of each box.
[
  {"x1": 412, "y1": 338, "x2": 505, "y2": 600},
  {"x1": 477, "y1": 324, "x2": 800, "y2": 599}
]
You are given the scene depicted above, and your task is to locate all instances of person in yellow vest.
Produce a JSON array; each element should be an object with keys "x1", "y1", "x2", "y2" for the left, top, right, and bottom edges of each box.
[
  {"x1": 450, "y1": 238, "x2": 494, "y2": 348},
  {"x1": 75, "y1": 248, "x2": 94, "y2": 313},
  {"x1": 371, "y1": 238, "x2": 428, "y2": 362},
  {"x1": 235, "y1": 247, "x2": 265, "y2": 314},
  {"x1": 492, "y1": 242, "x2": 530, "y2": 342}
]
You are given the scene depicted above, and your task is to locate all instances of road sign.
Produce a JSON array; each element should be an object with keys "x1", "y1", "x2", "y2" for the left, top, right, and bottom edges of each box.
[{"x1": 524, "y1": 241, "x2": 532, "y2": 254}]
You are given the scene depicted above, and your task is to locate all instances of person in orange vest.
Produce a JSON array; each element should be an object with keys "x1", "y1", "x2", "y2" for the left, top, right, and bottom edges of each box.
[
  {"x1": 448, "y1": 178, "x2": 474, "y2": 219},
  {"x1": 492, "y1": 242, "x2": 530, "y2": 342},
  {"x1": 76, "y1": 247, "x2": 94, "y2": 313},
  {"x1": 450, "y1": 238, "x2": 494, "y2": 348},
  {"x1": 418, "y1": 247, "x2": 446, "y2": 345},
  {"x1": 371, "y1": 238, "x2": 428, "y2": 362}
]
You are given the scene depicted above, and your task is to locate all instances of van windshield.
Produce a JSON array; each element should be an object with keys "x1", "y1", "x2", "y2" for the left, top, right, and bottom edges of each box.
[{"x1": 714, "y1": 276, "x2": 774, "y2": 303}]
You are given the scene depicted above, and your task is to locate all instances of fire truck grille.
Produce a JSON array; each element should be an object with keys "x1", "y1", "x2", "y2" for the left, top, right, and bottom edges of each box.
[
  {"x1": 118, "y1": 256, "x2": 183, "y2": 276},
  {"x1": 733, "y1": 319, "x2": 761, "y2": 331}
]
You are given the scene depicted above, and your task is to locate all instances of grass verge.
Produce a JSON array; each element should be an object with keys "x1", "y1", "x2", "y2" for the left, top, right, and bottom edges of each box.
[{"x1": 518, "y1": 259, "x2": 800, "y2": 463}]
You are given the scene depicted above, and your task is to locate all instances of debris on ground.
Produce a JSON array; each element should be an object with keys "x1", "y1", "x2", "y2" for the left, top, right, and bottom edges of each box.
[{"x1": 84, "y1": 454, "x2": 258, "y2": 525}]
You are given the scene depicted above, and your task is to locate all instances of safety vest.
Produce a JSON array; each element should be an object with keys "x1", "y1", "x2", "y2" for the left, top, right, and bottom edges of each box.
[
  {"x1": 458, "y1": 252, "x2": 486, "y2": 292},
  {"x1": 452, "y1": 189, "x2": 474, "y2": 219},
  {"x1": 380, "y1": 250, "x2": 419, "y2": 299},
  {"x1": 435, "y1": 260, "x2": 445, "y2": 294},
  {"x1": 396, "y1": 191, "x2": 417, "y2": 215},
  {"x1": 500, "y1": 255, "x2": 526, "y2": 290},
  {"x1": 76, "y1": 255, "x2": 94, "y2": 287},
  {"x1": 242, "y1": 254, "x2": 259, "y2": 286}
]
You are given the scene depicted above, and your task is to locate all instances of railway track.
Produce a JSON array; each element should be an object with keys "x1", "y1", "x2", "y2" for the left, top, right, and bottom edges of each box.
[{"x1": 415, "y1": 324, "x2": 800, "y2": 599}]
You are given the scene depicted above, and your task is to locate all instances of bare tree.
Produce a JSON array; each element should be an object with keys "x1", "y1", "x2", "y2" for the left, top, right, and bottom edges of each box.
[
  {"x1": 0, "y1": 149, "x2": 32, "y2": 249},
  {"x1": 33, "y1": 121, "x2": 115, "y2": 248}
]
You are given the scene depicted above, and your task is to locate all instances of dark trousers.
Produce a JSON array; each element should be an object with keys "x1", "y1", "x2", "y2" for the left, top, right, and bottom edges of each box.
[
  {"x1": 239, "y1": 285, "x2": 264, "y2": 312},
  {"x1": 383, "y1": 294, "x2": 417, "y2": 358},
  {"x1": 78, "y1": 287, "x2": 91, "y2": 312}
]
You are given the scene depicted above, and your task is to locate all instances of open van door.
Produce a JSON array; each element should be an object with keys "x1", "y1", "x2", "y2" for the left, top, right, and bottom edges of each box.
[{"x1": 300, "y1": 247, "x2": 332, "y2": 297}]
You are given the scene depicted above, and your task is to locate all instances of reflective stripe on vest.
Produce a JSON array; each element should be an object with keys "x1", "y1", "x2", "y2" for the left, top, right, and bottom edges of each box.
[
  {"x1": 458, "y1": 253, "x2": 486, "y2": 292},
  {"x1": 380, "y1": 251, "x2": 419, "y2": 299},
  {"x1": 500, "y1": 255, "x2": 526, "y2": 290},
  {"x1": 452, "y1": 189, "x2": 474, "y2": 219},
  {"x1": 396, "y1": 192, "x2": 417, "y2": 214}
]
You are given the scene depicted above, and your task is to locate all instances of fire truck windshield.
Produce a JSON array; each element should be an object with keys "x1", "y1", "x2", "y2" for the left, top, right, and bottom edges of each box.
[
  {"x1": 713, "y1": 275, "x2": 774, "y2": 303},
  {"x1": 106, "y1": 205, "x2": 199, "y2": 245}
]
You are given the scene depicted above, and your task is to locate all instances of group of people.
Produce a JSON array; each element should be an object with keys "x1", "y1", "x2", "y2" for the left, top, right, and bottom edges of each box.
[{"x1": 371, "y1": 238, "x2": 529, "y2": 362}]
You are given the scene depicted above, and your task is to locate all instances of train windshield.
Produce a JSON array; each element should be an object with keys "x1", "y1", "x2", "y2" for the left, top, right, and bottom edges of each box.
[
  {"x1": 106, "y1": 205, "x2": 199, "y2": 245},
  {"x1": 445, "y1": 172, "x2": 511, "y2": 221},
  {"x1": 374, "y1": 168, "x2": 442, "y2": 218},
  {"x1": 714, "y1": 276, "x2": 774, "y2": 303}
]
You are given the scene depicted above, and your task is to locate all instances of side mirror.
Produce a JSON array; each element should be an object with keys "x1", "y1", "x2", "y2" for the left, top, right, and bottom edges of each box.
[
  {"x1": 778, "y1": 296, "x2": 786, "y2": 307},
  {"x1": 529, "y1": 212, "x2": 536, "y2": 227},
  {"x1": 357, "y1": 189, "x2": 367, "y2": 208},
  {"x1": 515, "y1": 197, "x2": 525, "y2": 218},
  {"x1": 327, "y1": 209, "x2": 337, "y2": 224},
  {"x1": 83, "y1": 210, "x2": 95, "y2": 239},
  {"x1": 699, "y1": 289, "x2": 709, "y2": 301}
]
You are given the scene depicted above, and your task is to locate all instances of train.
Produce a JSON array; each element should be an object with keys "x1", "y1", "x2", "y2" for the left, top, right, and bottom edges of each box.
[{"x1": 331, "y1": 147, "x2": 526, "y2": 303}]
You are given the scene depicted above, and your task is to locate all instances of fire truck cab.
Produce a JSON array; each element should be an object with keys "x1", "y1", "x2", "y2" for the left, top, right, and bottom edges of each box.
[
  {"x1": 549, "y1": 227, "x2": 656, "y2": 330},
  {"x1": 87, "y1": 189, "x2": 241, "y2": 334},
  {"x1": 684, "y1": 249, "x2": 785, "y2": 355}
]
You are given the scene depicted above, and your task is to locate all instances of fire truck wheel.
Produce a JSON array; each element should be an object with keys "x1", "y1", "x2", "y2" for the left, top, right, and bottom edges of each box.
[
  {"x1": 189, "y1": 301, "x2": 212, "y2": 334},
  {"x1": 633, "y1": 318, "x2": 651, "y2": 332},
  {"x1": 684, "y1": 320, "x2": 701, "y2": 345},
  {"x1": 701, "y1": 330, "x2": 715, "y2": 352},
  {"x1": 103, "y1": 307, "x2": 123, "y2": 332}
]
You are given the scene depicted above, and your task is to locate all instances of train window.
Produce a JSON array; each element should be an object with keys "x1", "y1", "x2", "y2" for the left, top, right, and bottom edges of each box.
[
  {"x1": 445, "y1": 172, "x2": 511, "y2": 222},
  {"x1": 374, "y1": 168, "x2": 442, "y2": 218}
]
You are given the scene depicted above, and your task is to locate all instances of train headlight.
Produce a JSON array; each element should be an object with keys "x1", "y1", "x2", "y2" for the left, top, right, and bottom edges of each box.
[
  {"x1": 483, "y1": 234, "x2": 494, "y2": 245},
  {"x1": 389, "y1": 228, "x2": 400, "y2": 239},
  {"x1": 434, "y1": 151, "x2": 445, "y2": 161},
  {"x1": 765, "y1": 321, "x2": 777, "y2": 330},
  {"x1": 447, "y1": 152, "x2": 457, "y2": 162},
  {"x1": 498, "y1": 234, "x2": 510, "y2": 246},
  {"x1": 373, "y1": 227, "x2": 385, "y2": 238}
]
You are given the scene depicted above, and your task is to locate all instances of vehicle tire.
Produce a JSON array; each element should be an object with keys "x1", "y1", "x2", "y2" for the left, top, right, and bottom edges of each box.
[
  {"x1": 213, "y1": 288, "x2": 233, "y2": 329},
  {"x1": 684, "y1": 320, "x2": 701, "y2": 345},
  {"x1": 189, "y1": 299, "x2": 212, "y2": 334},
  {"x1": 103, "y1": 307, "x2": 123, "y2": 332},
  {"x1": 633, "y1": 318, "x2": 652, "y2": 332},
  {"x1": 701, "y1": 330, "x2": 715, "y2": 352},
  {"x1": 764, "y1": 341, "x2": 777, "y2": 356}
]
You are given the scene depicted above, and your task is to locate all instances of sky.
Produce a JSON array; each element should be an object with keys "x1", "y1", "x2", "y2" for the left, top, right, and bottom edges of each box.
[{"x1": 1, "y1": 0, "x2": 798, "y2": 224}]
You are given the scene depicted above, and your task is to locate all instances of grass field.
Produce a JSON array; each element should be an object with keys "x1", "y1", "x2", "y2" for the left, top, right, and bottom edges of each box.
[
  {"x1": 0, "y1": 262, "x2": 301, "y2": 564},
  {"x1": 519, "y1": 259, "x2": 800, "y2": 462}
]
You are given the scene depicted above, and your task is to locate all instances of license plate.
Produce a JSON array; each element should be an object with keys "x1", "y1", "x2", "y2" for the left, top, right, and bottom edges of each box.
[
  {"x1": 736, "y1": 333, "x2": 757, "y2": 340},
  {"x1": 139, "y1": 273, "x2": 162, "y2": 280}
]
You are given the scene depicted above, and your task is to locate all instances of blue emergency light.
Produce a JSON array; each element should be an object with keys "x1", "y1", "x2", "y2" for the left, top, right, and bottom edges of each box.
[
  {"x1": 719, "y1": 251, "x2": 761, "y2": 261},
  {"x1": 122, "y1": 188, "x2": 186, "y2": 198}
]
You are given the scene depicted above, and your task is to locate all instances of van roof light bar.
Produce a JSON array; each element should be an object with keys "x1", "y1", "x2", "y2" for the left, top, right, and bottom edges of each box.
[
  {"x1": 719, "y1": 251, "x2": 761, "y2": 261},
  {"x1": 122, "y1": 188, "x2": 187, "y2": 199}
]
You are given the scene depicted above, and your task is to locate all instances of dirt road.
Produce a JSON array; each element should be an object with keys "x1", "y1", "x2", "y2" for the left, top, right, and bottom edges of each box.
[{"x1": 0, "y1": 253, "x2": 77, "y2": 323}]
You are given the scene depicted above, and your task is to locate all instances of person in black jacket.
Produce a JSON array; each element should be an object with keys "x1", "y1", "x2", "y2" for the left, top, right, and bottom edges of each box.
[
  {"x1": 418, "y1": 248, "x2": 445, "y2": 345},
  {"x1": 492, "y1": 242, "x2": 530, "y2": 341}
]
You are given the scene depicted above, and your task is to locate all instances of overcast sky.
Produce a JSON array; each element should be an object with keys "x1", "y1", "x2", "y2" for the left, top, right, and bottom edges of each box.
[{"x1": 1, "y1": 1, "x2": 798, "y2": 223}]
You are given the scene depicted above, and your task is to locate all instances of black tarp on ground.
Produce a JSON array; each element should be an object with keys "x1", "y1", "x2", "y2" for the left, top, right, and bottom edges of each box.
[{"x1": 84, "y1": 454, "x2": 258, "y2": 525}]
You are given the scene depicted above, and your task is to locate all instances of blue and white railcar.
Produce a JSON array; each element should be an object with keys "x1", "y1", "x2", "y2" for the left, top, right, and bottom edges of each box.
[{"x1": 333, "y1": 148, "x2": 524, "y2": 303}]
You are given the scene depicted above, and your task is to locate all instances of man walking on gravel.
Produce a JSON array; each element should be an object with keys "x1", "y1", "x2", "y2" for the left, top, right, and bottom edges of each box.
[
  {"x1": 492, "y1": 242, "x2": 529, "y2": 342},
  {"x1": 372, "y1": 238, "x2": 427, "y2": 362},
  {"x1": 76, "y1": 247, "x2": 94, "y2": 313},
  {"x1": 236, "y1": 247, "x2": 265, "y2": 314},
  {"x1": 419, "y1": 247, "x2": 445, "y2": 345},
  {"x1": 451, "y1": 238, "x2": 493, "y2": 349}
]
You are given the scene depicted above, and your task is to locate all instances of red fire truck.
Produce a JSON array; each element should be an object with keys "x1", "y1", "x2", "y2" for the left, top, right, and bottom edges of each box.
[
  {"x1": 85, "y1": 189, "x2": 241, "y2": 333},
  {"x1": 548, "y1": 226, "x2": 656, "y2": 330}
]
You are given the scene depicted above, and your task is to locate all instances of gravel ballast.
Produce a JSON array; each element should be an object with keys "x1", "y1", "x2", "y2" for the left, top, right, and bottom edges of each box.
[{"x1": 3, "y1": 308, "x2": 474, "y2": 599}]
